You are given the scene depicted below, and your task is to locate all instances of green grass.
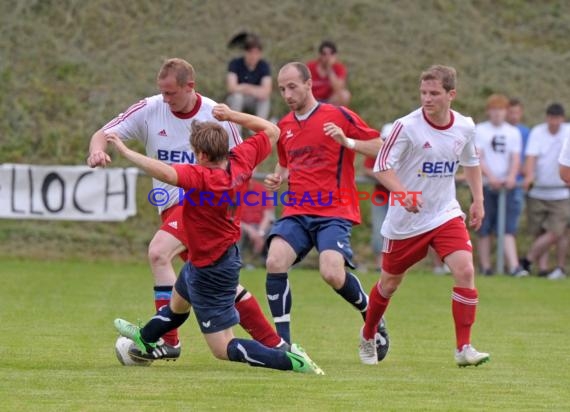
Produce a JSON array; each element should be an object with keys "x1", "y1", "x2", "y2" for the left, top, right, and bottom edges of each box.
[{"x1": 1, "y1": 259, "x2": 569, "y2": 411}]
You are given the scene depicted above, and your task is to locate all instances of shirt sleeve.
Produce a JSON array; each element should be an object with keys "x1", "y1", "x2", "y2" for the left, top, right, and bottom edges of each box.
[
  {"x1": 102, "y1": 99, "x2": 148, "y2": 142},
  {"x1": 228, "y1": 58, "x2": 240, "y2": 74},
  {"x1": 559, "y1": 135, "x2": 570, "y2": 166},
  {"x1": 230, "y1": 132, "x2": 272, "y2": 174},
  {"x1": 373, "y1": 121, "x2": 409, "y2": 172},
  {"x1": 337, "y1": 107, "x2": 380, "y2": 141},
  {"x1": 509, "y1": 128, "x2": 522, "y2": 154},
  {"x1": 221, "y1": 121, "x2": 243, "y2": 149},
  {"x1": 173, "y1": 164, "x2": 202, "y2": 191},
  {"x1": 459, "y1": 126, "x2": 480, "y2": 167},
  {"x1": 259, "y1": 60, "x2": 271, "y2": 77},
  {"x1": 525, "y1": 127, "x2": 541, "y2": 156},
  {"x1": 334, "y1": 63, "x2": 348, "y2": 80}
]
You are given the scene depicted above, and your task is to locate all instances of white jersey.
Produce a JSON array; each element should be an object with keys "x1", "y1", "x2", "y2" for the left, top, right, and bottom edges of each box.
[
  {"x1": 374, "y1": 108, "x2": 479, "y2": 239},
  {"x1": 525, "y1": 122, "x2": 569, "y2": 200},
  {"x1": 560, "y1": 133, "x2": 570, "y2": 167},
  {"x1": 475, "y1": 121, "x2": 522, "y2": 182},
  {"x1": 103, "y1": 94, "x2": 242, "y2": 212}
]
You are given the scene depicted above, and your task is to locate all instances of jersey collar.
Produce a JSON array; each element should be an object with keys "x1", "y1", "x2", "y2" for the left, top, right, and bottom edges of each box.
[
  {"x1": 172, "y1": 93, "x2": 202, "y2": 119},
  {"x1": 422, "y1": 108, "x2": 454, "y2": 130}
]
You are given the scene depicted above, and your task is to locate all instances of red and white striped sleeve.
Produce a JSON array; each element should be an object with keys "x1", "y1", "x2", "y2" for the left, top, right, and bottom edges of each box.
[
  {"x1": 102, "y1": 99, "x2": 148, "y2": 141},
  {"x1": 223, "y1": 121, "x2": 243, "y2": 149},
  {"x1": 373, "y1": 120, "x2": 408, "y2": 172}
]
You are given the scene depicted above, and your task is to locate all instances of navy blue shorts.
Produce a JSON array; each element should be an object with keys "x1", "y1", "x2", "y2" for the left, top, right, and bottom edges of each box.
[
  {"x1": 174, "y1": 244, "x2": 241, "y2": 334},
  {"x1": 478, "y1": 187, "x2": 523, "y2": 236},
  {"x1": 268, "y1": 215, "x2": 355, "y2": 268}
]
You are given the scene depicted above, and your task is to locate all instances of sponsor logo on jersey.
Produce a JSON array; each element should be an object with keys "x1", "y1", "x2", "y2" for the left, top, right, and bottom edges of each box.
[
  {"x1": 157, "y1": 150, "x2": 196, "y2": 164},
  {"x1": 417, "y1": 160, "x2": 459, "y2": 178},
  {"x1": 423, "y1": 141, "x2": 432, "y2": 149},
  {"x1": 158, "y1": 129, "x2": 168, "y2": 137},
  {"x1": 285, "y1": 129, "x2": 293, "y2": 139}
]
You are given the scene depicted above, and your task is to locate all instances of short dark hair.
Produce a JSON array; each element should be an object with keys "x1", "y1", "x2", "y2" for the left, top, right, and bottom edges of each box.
[
  {"x1": 509, "y1": 97, "x2": 523, "y2": 107},
  {"x1": 546, "y1": 103, "x2": 565, "y2": 117},
  {"x1": 318, "y1": 40, "x2": 337, "y2": 54},
  {"x1": 244, "y1": 34, "x2": 263, "y2": 51},
  {"x1": 190, "y1": 121, "x2": 229, "y2": 162}
]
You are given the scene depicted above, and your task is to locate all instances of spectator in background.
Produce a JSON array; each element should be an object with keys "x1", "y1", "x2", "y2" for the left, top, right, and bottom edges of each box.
[
  {"x1": 307, "y1": 40, "x2": 351, "y2": 106},
  {"x1": 240, "y1": 169, "x2": 275, "y2": 269},
  {"x1": 364, "y1": 123, "x2": 393, "y2": 272},
  {"x1": 475, "y1": 94, "x2": 526, "y2": 276},
  {"x1": 521, "y1": 103, "x2": 570, "y2": 280},
  {"x1": 507, "y1": 98, "x2": 531, "y2": 160},
  {"x1": 226, "y1": 34, "x2": 272, "y2": 131}
]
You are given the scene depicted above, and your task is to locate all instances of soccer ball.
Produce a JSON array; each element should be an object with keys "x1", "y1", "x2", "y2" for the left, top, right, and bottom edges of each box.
[{"x1": 114, "y1": 336, "x2": 152, "y2": 367}]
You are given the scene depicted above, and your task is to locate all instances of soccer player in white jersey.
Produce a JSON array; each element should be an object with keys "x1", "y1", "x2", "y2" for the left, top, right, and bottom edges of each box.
[
  {"x1": 475, "y1": 94, "x2": 526, "y2": 277},
  {"x1": 87, "y1": 58, "x2": 286, "y2": 360},
  {"x1": 359, "y1": 65, "x2": 490, "y2": 367}
]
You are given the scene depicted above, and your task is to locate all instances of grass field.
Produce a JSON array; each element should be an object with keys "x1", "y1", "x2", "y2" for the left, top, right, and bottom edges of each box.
[{"x1": 1, "y1": 259, "x2": 569, "y2": 411}]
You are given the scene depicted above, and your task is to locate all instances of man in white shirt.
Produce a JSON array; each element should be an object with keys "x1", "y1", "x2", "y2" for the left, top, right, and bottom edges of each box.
[
  {"x1": 360, "y1": 65, "x2": 490, "y2": 367},
  {"x1": 521, "y1": 103, "x2": 570, "y2": 280},
  {"x1": 87, "y1": 58, "x2": 286, "y2": 361},
  {"x1": 475, "y1": 94, "x2": 526, "y2": 277}
]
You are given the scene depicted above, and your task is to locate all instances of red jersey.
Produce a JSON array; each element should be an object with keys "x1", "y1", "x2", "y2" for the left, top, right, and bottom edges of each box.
[
  {"x1": 241, "y1": 180, "x2": 274, "y2": 224},
  {"x1": 307, "y1": 60, "x2": 348, "y2": 101},
  {"x1": 173, "y1": 132, "x2": 271, "y2": 267},
  {"x1": 277, "y1": 104, "x2": 379, "y2": 224}
]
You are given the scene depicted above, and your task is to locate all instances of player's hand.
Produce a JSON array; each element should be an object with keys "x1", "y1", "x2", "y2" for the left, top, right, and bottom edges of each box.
[
  {"x1": 403, "y1": 192, "x2": 423, "y2": 213},
  {"x1": 87, "y1": 150, "x2": 111, "y2": 168},
  {"x1": 522, "y1": 177, "x2": 533, "y2": 192},
  {"x1": 212, "y1": 104, "x2": 233, "y2": 122},
  {"x1": 105, "y1": 133, "x2": 128, "y2": 156},
  {"x1": 469, "y1": 201, "x2": 484, "y2": 230},
  {"x1": 264, "y1": 173, "x2": 283, "y2": 192},
  {"x1": 323, "y1": 122, "x2": 348, "y2": 147},
  {"x1": 505, "y1": 177, "x2": 517, "y2": 190}
]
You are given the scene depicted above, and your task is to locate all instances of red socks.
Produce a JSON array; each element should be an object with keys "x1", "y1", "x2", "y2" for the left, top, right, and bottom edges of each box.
[
  {"x1": 235, "y1": 294, "x2": 282, "y2": 348},
  {"x1": 451, "y1": 287, "x2": 478, "y2": 350},
  {"x1": 154, "y1": 286, "x2": 179, "y2": 346},
  {"x1": 363, "y1": 282, "x2": 391, "y2": 340}
]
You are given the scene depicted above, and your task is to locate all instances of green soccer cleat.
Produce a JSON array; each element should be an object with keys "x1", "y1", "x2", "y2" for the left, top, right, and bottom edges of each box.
[
  {"x1": 114, "y1": 318, "x2": 156, "y2": 354},
  {"x1": 286, "y1": 343, "x2": 325, "y2": 375}
]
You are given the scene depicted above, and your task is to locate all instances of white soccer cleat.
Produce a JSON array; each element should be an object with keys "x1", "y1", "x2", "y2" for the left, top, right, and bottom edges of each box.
[
  {"x1": 455, "y1": 344, "x2": 490, "y2": 367},
  {"x1": 359, "y1": 327, "x2": 378, "y2": 365},
  {"x1": 546, "y1": 267, "x2": 567, "y2": 280}
]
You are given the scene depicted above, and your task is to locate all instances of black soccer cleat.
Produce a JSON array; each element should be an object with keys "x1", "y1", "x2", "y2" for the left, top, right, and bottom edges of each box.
[
  {"x1": 376, "y1": 317, "x2": 390, "y2": 361},
  {"x1": 128, "y1": 339, "x2": 181, "y2": 361}
]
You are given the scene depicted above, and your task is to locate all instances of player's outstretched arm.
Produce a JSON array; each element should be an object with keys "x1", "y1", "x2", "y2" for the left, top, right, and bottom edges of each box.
[
  {"x1": 463, "y1": 165, "x2": 484, "y2": 230},
  {"x1": 106, "y1": 133, "x2": 177, "y2": 186},
  {"x1": 212, "y1": 104, "x2": 279, "y2": 146},
  {"x1": 323, "y1": 122, "x2": 381, "y2": 157},
  {"x1": 87, "y1": 129, "x2": 112, "y2": 168}
]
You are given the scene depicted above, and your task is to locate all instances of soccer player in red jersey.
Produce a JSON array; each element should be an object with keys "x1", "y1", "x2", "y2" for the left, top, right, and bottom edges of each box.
[
  {"x1": 87, "y1": 59, "x2": 284, "y2": 360},
  {"x1": 360, "y1": 65, "x2": 490, "y2": 367},
  {"x1": 109, "y1": 105, "x2": 324, "y2": 374},
  {"x1": 263, "y1": 62, "x2": 389, "y2": 361}
]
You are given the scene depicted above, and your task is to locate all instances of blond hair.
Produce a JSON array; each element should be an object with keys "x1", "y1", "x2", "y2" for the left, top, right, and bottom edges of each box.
[{"x1": 157, "y1": 58, "x2": 195, "y2": 86}]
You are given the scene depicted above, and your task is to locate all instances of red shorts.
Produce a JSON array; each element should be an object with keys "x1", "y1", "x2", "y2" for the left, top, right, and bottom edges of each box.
[
  {"x1": 381, "y1": 217, "x2": 472, "y2": 274},
  {"x1": 160, "y1": 205, "x2": 188, "y2": 262}
]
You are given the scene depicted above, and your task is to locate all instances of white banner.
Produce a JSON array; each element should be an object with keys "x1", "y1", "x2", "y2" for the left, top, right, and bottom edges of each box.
[{"x1": 0, "y1": 164, "x2": 138, "y2": 221}]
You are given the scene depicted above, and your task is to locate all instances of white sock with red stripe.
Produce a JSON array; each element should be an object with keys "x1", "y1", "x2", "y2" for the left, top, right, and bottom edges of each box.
[{"x1": 451, "y1": 287, "x2": 478, "y2": 350}]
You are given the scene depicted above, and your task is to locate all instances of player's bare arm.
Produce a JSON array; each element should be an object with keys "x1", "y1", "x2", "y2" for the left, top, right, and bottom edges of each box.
[
  {"x1": 106, "y1": 133, "x2": 178, "y2": 186},
  {"x1": 523, "y1": 155, "x2": 536, "y2": 191},
  {"x1": 560, "y1": 165, "x2": 570, "y2": 185},
  {"x1": 87, "y1": 129, "x2": 112, "y2": 168},
  {"x1": 323, "y1": 122, "x2": 381, "y2": 157},
  {"x1": 212, "y1": 104, "x2": 278, "y2": 144},
  {"x1": 463, "y1": 165, "x2": 484, "y2": 230},
  {"x1": 375, "y1": 168, "x2": 423, "y2": 213},
  {"x1": 264, "y1": 163, "x2": 288, "y2": 192}
]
